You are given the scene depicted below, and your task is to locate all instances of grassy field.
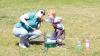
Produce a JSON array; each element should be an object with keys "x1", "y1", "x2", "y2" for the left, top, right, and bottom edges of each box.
[{"x1": 0, "y1": 0, "x2": 100, "y2": 56}]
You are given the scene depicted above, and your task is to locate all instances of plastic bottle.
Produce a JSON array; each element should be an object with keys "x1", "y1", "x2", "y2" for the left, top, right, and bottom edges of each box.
[
  {"x1": 85, "y1": 38, "x2": 90, "y2": 51},
  {"x1": 76, "y1": 40, "x2": 83, "y2": 53}
]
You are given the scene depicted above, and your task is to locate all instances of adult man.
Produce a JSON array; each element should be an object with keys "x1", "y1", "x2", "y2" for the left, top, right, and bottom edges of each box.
[{"x1": 13, "y1": 9, "x2": 45, "y2": 48}]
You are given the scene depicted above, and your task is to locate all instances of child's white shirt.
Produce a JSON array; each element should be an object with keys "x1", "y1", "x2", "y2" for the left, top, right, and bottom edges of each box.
[{"x1": 46, "y1": 16, "x2": 64, "y2": 30}]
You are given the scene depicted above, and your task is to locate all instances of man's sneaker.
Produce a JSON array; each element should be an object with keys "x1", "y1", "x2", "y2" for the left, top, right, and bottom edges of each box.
[
  {"x1": 19, "y1": 43, "x2": 27, "y2": 48},
  {"x1": 25, "y1": 42, "x2": 32, "y2": 47}
]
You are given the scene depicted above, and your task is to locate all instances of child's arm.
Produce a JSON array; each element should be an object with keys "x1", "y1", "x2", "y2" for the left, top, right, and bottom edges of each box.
[
  {"x1": 53, "y1": 17, "x2": 62, "y2": 24},
  {"x1": 45, "y1": 18, "x2": 52, "y2": 24}
]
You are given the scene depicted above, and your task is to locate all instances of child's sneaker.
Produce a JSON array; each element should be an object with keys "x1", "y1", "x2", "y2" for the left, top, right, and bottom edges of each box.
[
  {"x1": 57, "y1": 38, "x2": 62, "y2": 42},
  {"x1": 56, "y1": 39, "x2": 65, "y2": 47}
]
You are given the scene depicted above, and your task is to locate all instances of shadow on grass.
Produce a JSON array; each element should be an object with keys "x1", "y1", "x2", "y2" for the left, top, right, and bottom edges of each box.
[
  {"x1": 16, "y1": 41, "x2": 44, "y2": 46},
  {"x1": 29, "y1": 41, "x2": 44, "y2": 45},
  {"x1": 16, "y1": 40, "x2": 66, "y2": 47}
]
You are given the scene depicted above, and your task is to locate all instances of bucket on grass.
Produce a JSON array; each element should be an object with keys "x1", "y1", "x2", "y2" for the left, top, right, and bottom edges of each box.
[{"x1": 44, "y1": 37, "x2": 57, "y2": 48}]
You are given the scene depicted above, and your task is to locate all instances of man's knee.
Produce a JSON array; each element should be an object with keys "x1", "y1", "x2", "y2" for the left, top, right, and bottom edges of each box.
[
  {"x1": 34, "y1": 30, "x2": 42, "y2": 36},
  {"x1": 21, "y1": 31, "x2": 28, "y2": 36},
  {"x1": 29, "y1": 30, "x2": 41, "y2": 39}
]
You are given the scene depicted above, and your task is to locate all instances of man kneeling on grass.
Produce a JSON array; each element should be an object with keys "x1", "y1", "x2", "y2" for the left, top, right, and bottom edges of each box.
[{"x1": 13, "y1": 9, "x2": 45, "y2": 48}]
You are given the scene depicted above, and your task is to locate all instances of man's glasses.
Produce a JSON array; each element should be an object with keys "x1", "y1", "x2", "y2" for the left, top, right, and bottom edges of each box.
[{"x1": 41, "y1": 11, "x2": 45, "y2": 15}]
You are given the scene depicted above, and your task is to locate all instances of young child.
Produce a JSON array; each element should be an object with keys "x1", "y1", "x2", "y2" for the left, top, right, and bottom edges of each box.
[{"x1": 46, "y1": 9, "x2": 65, "y2": 45}]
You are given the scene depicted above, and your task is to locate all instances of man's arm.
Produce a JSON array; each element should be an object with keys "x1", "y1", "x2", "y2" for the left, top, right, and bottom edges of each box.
[
  {"x1": 20, "y1": 14, "x2": 29, "y2": 26},
  {"x1": 36, "y1": 22, "x2": 41, "y2": 29}
]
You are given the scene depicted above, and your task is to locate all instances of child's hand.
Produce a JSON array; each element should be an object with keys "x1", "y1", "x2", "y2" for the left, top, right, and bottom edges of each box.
[{"x1": 45, "y1": 18, "x2": 52, "y2": 23}]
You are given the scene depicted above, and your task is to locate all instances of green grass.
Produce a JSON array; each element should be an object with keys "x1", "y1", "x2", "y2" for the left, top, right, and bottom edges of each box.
[{"x1": 0, "y1": 0, "x2": 100, "y2": 56}]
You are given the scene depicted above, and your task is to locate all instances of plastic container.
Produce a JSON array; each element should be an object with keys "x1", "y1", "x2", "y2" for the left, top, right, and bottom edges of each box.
[
  {"x1": 44, "y1": 42, "x2": 56, "y2": 48},
  {"x1": 85, "y1": 38, "x2": 90, "y2": 51},
  {"x1": 44, "y1": 37, "x2": 57, "y2": 48},
  {"x1": 75, "y1": 40, "x2": 83, "y2": 53}
]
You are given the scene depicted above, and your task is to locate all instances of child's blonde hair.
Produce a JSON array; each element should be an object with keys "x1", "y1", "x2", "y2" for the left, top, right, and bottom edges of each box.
[{"x1": 48, "y1": 9, "x2": 56, "y2": 17}]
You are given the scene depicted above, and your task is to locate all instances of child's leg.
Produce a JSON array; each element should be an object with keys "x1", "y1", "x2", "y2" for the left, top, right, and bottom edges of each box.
[{"x1": 56, "y1": 30, "x2": 64, "y2": 46}]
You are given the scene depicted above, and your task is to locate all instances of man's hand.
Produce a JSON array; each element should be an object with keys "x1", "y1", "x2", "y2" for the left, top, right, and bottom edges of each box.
[{"x1": 28, "y1": 26, "x2": 36, "y2": 31}]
